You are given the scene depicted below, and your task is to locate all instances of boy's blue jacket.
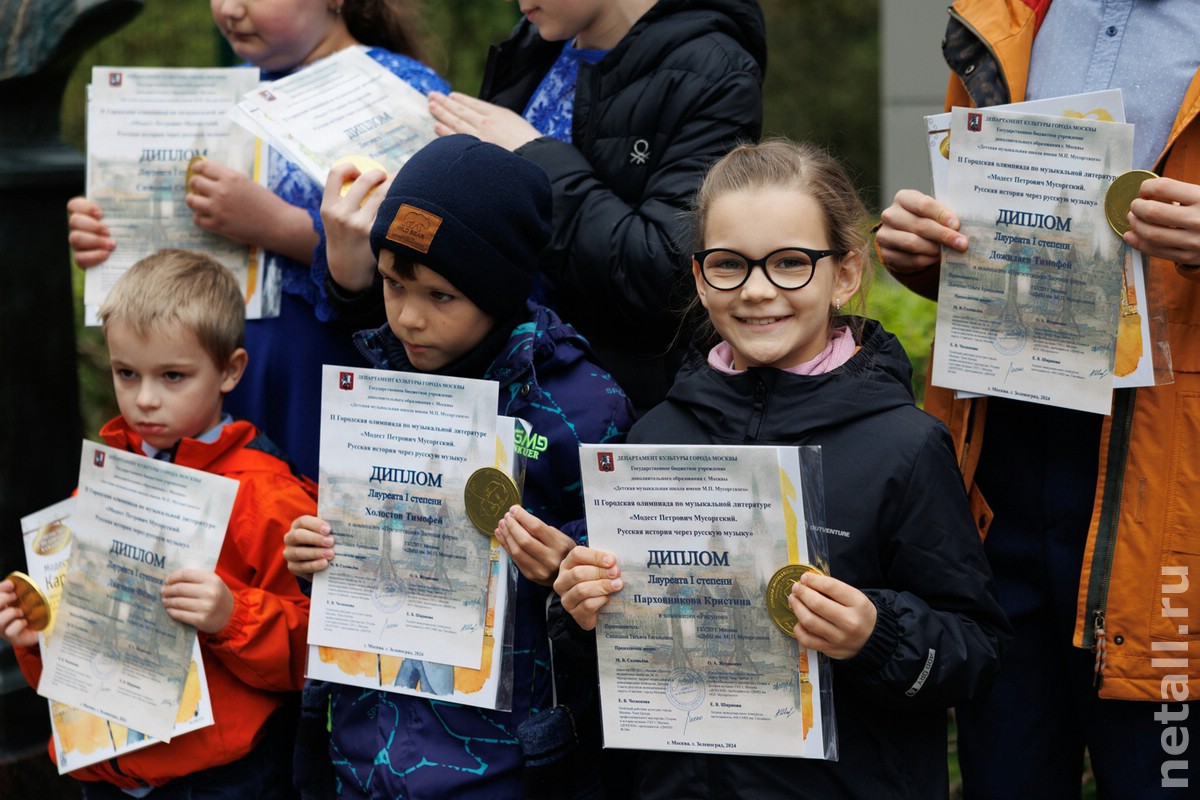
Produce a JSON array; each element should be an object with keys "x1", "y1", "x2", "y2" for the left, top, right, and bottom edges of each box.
[{"x1": 321, "y1": 301, "x2": 633, "y2": 799}]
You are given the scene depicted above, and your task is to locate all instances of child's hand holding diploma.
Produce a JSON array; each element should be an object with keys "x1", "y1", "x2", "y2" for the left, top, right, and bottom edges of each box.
[
  {"x1": 0, "y1": 577, "x2": 40, "y2": 648},
  {"x1": 162, "y1": 569, "x2": 235, "y2": 635},
  {"x1": 283, "y1": 515, "x2": 336, "y2": 579},
  {"x1": 552, "y1": 546, "x2": 623, "y2": 632}
]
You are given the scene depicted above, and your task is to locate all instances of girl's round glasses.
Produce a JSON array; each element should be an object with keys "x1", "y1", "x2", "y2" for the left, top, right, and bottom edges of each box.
[{"x1": 694, "y1": 246, "x2": 846, "y2": 291}]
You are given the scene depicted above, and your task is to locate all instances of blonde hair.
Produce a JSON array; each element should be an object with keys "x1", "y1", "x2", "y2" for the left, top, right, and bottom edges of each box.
[
  {"x1": 98, "y1": 249, "x2": 245, "y2": 367},
  {"x1": 694, "y1": 138, "x2": 870, "y2": 298}
]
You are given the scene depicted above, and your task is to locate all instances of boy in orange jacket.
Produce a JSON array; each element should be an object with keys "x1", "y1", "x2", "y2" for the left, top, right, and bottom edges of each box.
[{"x1": 0, "y1": 249, "x2": 313, "y2": 799}]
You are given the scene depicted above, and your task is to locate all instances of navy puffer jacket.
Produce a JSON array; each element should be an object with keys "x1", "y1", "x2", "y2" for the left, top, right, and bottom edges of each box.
[{"x1": 481, "y1": 0, "x2": 767, "y2": 409}]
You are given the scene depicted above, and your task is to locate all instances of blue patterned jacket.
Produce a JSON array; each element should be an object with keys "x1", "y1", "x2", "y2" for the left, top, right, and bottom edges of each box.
[{"x1": 226, "y1": 48, "x2": 449, "y2": 480}]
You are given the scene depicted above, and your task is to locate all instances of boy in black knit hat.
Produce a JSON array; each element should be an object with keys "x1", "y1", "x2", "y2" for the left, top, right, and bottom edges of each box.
[{"x1": 284, "y1": 135, "x2": 634, "y2": 799}]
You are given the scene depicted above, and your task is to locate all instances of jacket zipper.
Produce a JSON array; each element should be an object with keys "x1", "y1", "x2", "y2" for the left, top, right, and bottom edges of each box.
[
  {"x1": 961, "y1": 396, "x2": 979, "y2": 477},
  {"x1": 1084, "y1": 387, "x2": 1136, "y2": 686},
  {"x1": 747, "y1": 378, "x2": 768, "y2": 442}
]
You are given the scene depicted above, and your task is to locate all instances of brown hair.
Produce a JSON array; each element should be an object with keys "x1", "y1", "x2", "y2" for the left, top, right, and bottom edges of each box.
[
  {"x1": 343, "y1": 1, "x2": 428, "y2": 61},
  {"x1": 682, "y1": 139, "x2": 872, "y2": 345},
  {"x1": 98, "y1": 249, "x2": 245, "y2": 367}
]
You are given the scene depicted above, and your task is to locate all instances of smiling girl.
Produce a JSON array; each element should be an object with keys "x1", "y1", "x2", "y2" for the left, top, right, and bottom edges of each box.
[{"x1": 544, "y1": 139, "x2": 1012, "y2": 798}]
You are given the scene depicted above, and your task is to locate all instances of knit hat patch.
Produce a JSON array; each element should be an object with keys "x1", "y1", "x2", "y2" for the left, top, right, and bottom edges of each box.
[{"x1": 386, "y1": 204, "x2": 444, "y2": 254}]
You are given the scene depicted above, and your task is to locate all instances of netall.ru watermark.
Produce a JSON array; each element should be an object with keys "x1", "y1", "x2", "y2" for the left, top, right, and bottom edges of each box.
[{"x1": 1154, "y1": 565, "x2": 1189, "y2": 789}]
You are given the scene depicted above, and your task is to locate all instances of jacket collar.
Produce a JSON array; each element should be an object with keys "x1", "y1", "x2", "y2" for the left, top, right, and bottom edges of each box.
[
  {"x1": 602, "y1": 0, "x2": 768, "y2": 77},
  {"x1": 99, "y1": 416, "x2": 258, "y2": 472},
  {"x1": 486, "y1": 0, "x2": 767, "y2": 89},
  {"x1": 353, "y1": 302, "x2": 590, "y2": 388},
  {"x1": 665, "y1": 319, "x2": 916, "y2": 444}
]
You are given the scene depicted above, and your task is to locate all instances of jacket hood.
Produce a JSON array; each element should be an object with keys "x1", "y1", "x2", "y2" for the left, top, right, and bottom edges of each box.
[
  {"x1": 624, "y1": 0, "x2": 768, "y2": 75},
  {"x1": 501, "y1": 0, "x2": 767, "y2": 77},
  {"x1": 661, "y1": 319, "x2": 916, "y2": 444},
  {"x1": 99, "y1": 416, "x2": 308, "y2": 482}
]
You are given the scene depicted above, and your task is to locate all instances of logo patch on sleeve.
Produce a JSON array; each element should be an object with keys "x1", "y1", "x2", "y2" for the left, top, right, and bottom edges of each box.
[
  {"x1": 515, "y1": 428, "x2": 549, "y2": 460},
  {"x1": 386, "y1": 204, "x2": 443, "y2": 253}
]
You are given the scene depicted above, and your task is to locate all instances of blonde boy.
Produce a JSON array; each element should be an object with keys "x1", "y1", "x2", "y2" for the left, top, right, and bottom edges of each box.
[{"x1": 0, "y1": 249, "x2": 313, "y2": 798}]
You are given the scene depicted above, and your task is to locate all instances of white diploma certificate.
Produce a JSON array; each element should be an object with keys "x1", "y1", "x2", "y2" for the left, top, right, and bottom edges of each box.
[
  {"x1": 82, "y1": 67, "x2": 275, "y2": 320},
  {"x1": 932, "y1": 105, "x2": 1135, "y2": 414},
  {"x1": 230, "y1": 47, "x2": 437, "y2": 186},
  {"x1": 580, "y1": 444, "x2": 830, "y2": 758},
  {"x1": 20, "y1": 498, "x2": 215, "y2": 773},
  {"x1": 309, "y1": 365, "x2": 499, "y2": 669},
  {"x1": 925, "y1": 90, "x2": 1155, "y2": 389},
  {"x1": 304, "y1": 418, "x2": 524, "y2": 711},
  {"x1": 36, "y1": 444, "x2": 236, "y2": 741}
]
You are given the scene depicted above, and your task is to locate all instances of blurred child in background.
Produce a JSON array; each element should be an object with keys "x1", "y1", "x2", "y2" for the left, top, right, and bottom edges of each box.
[
  {"x1": 428, "y1": 0, "x2": 766, "y2": 412},
  {"x1": 67, "y1": 0, "x2": 449, "y2": 479}
]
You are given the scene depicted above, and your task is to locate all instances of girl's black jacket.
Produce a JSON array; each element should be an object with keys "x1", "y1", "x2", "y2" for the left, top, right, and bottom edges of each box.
[
  {"x1": 480, "y1": 0, "x2": 767, "y2": 409},
  {"x1": 554, "y1": 319, "x2": 1011, "y2": 799}
]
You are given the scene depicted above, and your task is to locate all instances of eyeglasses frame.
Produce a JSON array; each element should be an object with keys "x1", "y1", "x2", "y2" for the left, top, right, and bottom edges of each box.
[{"x1": 693, "y1": 246, "x2": 848, "y2": 291}]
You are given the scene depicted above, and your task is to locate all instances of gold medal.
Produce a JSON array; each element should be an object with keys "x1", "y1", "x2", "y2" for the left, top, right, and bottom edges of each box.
[
  {"x1": 332, "y1": 154, "x2": 388, "y2": 200},
  {"x1": 464, "y1": 467, "x2": 521, "y2": 535},
  {"x1": 184, "y1": 155, "x2": 206, "y2": 188},
  {"x1": 5, "y1": 571, "x2": 51, "y2": 632},
  {"x1": 766, "y1": 563, "x2": 826, "y2": 636},
  {"x1": 1104, "y1": 170, "x2": 1158, "y2": 236}
]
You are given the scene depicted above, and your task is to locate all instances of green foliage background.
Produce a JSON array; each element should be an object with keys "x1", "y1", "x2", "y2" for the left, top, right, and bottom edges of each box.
[{"x1": 62, "y1": 0, "x2": 935, "y2": 432}]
